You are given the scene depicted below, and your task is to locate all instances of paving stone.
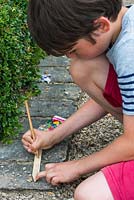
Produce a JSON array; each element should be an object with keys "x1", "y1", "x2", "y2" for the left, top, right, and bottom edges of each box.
[
  {"x1": 0, "y1": 138, "x2": 68, "y2": 190},
  {"x1": 39, "y1": 66, "x2": 72, "y2": 83},
  {"x1": 23, "y1": 99, "x2": 77, "y2": 118},
  {"x1": 34, "y1": 83, "x2": 80, "y2": 101},
  {"x1": 0, "y1": 162, "x2": 53, "y2": 190},
  {"x1": 21, "y1": 83, "x2": 80, "y2": 123},
  {"x1": 35, "y1": 99, "x2": 75, "y2": 117},
  {"x1": 20, "y1": 117, "x2": 51, "y2": 133},
  {"x1": 39, "y1": 56, "x2": 69, "y2": 67},
  {"x1": 22, "y1": 83, "x2": 80, "y2": 117},
  {"x1": 0, "y1": 139, "x2": 68, "y2": 163}
]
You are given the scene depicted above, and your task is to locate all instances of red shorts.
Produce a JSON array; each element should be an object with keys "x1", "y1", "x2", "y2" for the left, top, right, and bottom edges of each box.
[
  {"x1": 102, "y1": 161, "x2": 134, "y2": 200},
  {"x1": 103, "y1": 63, "x2": 122, "y2": 107}
]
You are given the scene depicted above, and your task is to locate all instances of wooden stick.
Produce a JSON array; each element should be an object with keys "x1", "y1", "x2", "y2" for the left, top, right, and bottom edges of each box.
[
  {"x1": 24, "y1": 100, "x2": 35, "y2": 140},
  {"x1": 24, "y1": 100, "x2": 42, "y2": 182},
  {"x1": 32, "y1": 149, "x2": 42, "y2": 182}
]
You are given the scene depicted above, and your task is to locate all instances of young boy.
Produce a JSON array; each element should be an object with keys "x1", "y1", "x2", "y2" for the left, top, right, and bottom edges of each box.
[{"x1": 22, "y1": 1, "x2": 134, "y2": 199}]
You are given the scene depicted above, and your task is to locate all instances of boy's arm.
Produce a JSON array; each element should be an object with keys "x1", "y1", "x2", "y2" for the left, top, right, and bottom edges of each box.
[
  {"x1": 36, "y1": 114, "x2": 134, "y2": 184},
  {"x1": 77, "y1": 114, "x2": 134, "y2": 175},
  {"x1": 22, "y1": 98, "x2": 107, "y2": 152},
  {"x1": 52, "y1": 98, "x2": 107, "y2": 144}
]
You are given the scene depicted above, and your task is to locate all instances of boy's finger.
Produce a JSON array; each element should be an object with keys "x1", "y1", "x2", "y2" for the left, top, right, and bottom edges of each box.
[
  {"x1": 31, "y1": 138, "x2": 43, "y2": 151},
  {"x1": 30, "y1": 143, "x2": 39, "y2": 152},
  {"x1": 45, "y1": 163, "x2": 56, "y2": 170},
  {"x1": 23, "y1": 145, "x2": 36, "y2": 154},
  {"x1": 22, "y1": 139, "x2": 31, "y2": 147},
  {"x1": 36, "y1": 171, "x2": 47, "y2": 181},
  {"x1": 22, "y1": 135, "x2": 33, "y2": 144},
  {"x1": 51, "y1": 177, "x2": 60, "y2": 186}
]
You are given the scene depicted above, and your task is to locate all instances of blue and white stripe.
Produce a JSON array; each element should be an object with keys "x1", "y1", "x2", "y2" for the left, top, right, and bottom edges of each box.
[{"x1": 118, "y1": 73, "x2": 134, "y2": 114}]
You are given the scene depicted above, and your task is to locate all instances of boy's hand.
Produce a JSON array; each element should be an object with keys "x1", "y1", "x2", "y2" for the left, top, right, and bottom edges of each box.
[
  {"x1": 22, "y1": 129, "x2": 55, "y2": 153},
  {"x1": 36, "y1": 160, "x2": 81, "y2": 185}
]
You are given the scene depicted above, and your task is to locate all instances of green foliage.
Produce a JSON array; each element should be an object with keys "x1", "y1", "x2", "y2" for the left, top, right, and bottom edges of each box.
[{"x1": 0, "y1": 0, "x2": 45, "y2": 143}]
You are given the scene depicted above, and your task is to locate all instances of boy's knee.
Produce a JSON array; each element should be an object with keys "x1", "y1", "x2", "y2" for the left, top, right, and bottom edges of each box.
[
  {"x1": 74, "y1": 172, "x2": 114, "y2": 200},
  {"x1": 74, "y1": 182, "x2": 93, "y2": 200},
  {"x1": 74, "y1": 183, "x2": 98, "y2": 200},
  {"x1": 74, "y1": 184, "x2": 85, "y2": 200},
  {"x1": 69, "y1": 59, "x2": 88, "y2": 86}
]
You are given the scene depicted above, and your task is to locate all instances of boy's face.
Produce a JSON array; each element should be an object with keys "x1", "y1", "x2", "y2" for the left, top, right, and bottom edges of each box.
[
  {"x1": 66, "y1": 36, "x2": 111, "y2": 60},
  {"x1": 66, "y1": 17, "x2": 112, "y2": 60}
]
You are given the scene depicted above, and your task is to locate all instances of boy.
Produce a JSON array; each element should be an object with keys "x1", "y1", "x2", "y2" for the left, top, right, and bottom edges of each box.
[{"x1": 22, "y1": 1, "x2": 134, "y2": 199}]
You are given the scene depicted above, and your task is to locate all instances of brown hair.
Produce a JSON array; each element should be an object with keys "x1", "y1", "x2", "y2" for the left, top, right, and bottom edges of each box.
[{"x1": 28, "y1": 0, "x2": 122, "y2": 56}]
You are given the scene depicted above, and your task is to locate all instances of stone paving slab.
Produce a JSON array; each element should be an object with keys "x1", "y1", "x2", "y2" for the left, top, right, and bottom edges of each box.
[
  {"x1": 0, "y1": 139, "x2": 68, "y2": 190},
  {"x1": 26, "y1": 100, "x2": 76, "y2": 118},
  {"x1": 39, "y1": 56, "x2": 69, "y2": 67},
  {"x1": 0, "y1": 162, "x2": 53, "y2": 190},
  {"x1": 0, "y1": 139, "x2": 68, "y2": 163},
  {"x1": 21, "y1": 117, "x2": 51, "y2": 133},
  {"x1": 39, "y1": 66, "x2": 72, "y2": 83},
  {"x1": 21, "y1": 83, "x2": 80, "y2": 118},
  {"x1": 0, "y1": 56, "x2": 78, "y2": 191},
  {"x1": 34, "y1": 84, "x2": 80, "y2": 101}
]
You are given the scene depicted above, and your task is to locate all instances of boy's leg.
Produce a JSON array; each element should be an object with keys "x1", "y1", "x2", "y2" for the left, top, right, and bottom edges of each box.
[
  {"x1": 74, "y1": 171, "x2": 114, "y2": 200},
  {"x1": 69, "y1": 54, "x2": 122, "y2": 121}
]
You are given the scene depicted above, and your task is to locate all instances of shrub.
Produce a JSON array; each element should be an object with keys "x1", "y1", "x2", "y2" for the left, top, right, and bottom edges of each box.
[{"x1": 0, "y1": 0, "x2": 45, "y2": 143}]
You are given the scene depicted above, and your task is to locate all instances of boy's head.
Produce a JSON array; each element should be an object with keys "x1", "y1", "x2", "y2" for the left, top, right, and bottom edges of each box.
[{"x1": 28, "y1": 0, "x2": 122, "y2": 56}]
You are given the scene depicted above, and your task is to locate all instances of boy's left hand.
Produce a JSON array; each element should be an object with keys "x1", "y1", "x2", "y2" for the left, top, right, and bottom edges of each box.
[{"x1": 36, "y1": 160, "x2": 80, "y2": 185}]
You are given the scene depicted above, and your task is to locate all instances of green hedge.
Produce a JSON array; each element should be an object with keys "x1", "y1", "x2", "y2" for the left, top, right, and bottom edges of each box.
[{"x1": 0, "y1": 0, "x2": 45, "y2": 143}]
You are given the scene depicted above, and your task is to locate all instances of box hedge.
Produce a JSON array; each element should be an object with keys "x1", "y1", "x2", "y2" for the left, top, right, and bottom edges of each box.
[{"x1": 0, "y1": 0, "x2": 45, "y2": 143}]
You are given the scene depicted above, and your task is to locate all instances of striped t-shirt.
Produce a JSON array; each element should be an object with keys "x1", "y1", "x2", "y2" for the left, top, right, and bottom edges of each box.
[{"x1": 106, "y1": 5, "x2": 134, "y2": 115}]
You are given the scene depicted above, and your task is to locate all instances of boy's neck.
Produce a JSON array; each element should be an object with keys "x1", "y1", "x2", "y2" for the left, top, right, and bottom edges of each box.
[{"x1": 111, "y1": 6, "x2": 128, "y2": 44}]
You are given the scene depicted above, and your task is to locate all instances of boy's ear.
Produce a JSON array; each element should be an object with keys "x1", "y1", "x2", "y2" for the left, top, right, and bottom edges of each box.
[{"x1": 94, "y1": 17, "x2": 110, "y2": 33}]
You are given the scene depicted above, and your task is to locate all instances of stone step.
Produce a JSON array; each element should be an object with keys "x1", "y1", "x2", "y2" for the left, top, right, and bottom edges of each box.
[
  {"x1": 39, "y1": 66, "x2": 72, "y2": 83},
  {"x1": 0, "y1": 56, "x2": 80, "y2": 191},
  {"x1": 34, "y1": 83, "x2": 80, "y2": 101},
  {"x1": 0, "y1": 161, "x2": 53, "y2": 190},
  {"x1": 0, "y1": 138, "x2": 68, "y2": 190},
  {"x1": 39, "y1": 56, "x2": 69, "y2": 67}
]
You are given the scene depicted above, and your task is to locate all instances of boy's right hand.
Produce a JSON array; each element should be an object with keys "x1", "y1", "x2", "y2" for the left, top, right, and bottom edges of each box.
[{"x1": 22, "y1": 129, "x2": 55, "y2": 154}]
